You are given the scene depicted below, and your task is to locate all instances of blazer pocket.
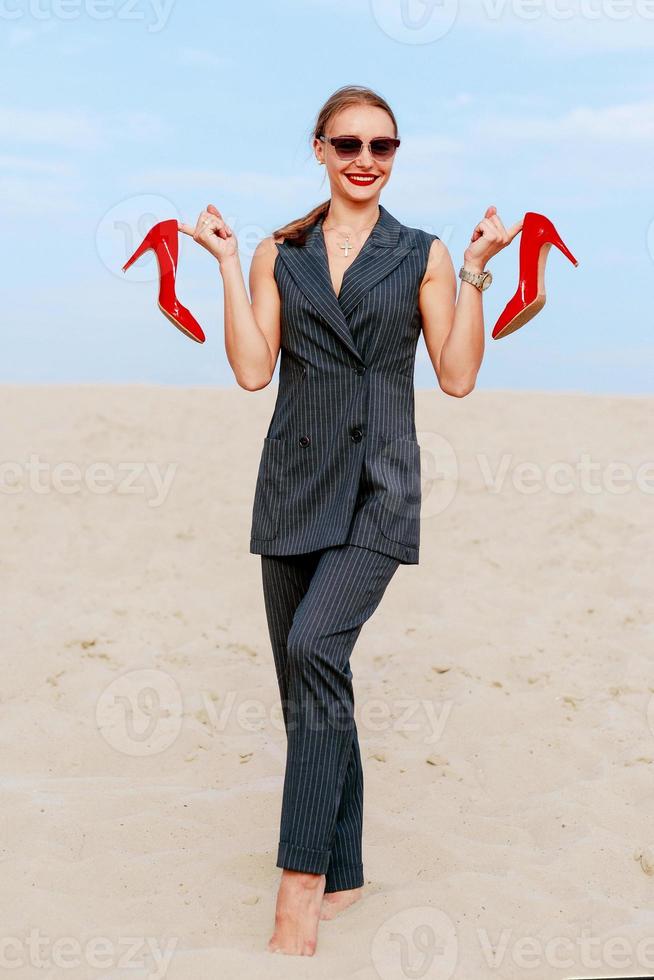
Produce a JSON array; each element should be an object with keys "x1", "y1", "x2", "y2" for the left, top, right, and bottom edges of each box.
[
  {"x1": 251, "y1": 437, "x2": 286, "y2": 540},
  {"x1": 378, "y1": 436, "x2": 422, "y2": 546}
]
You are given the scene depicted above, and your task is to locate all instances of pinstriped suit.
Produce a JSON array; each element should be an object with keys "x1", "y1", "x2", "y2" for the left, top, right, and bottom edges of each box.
[
  {"x1": 252, "y1": 203, "x2": 439, "y2": 890},
  {"x1": 249, "y1": 203, "x2": 440, "y2": 565}
]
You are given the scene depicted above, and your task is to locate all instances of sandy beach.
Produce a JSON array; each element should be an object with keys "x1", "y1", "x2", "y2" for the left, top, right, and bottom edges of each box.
[{"x1": 1, "y1": 382, "x2": 652, "y2": 979}]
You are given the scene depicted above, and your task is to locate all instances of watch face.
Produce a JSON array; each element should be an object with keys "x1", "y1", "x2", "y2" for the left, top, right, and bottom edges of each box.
[{"x1": 481, "y1": 271, "x2": 493, "y2": 290}]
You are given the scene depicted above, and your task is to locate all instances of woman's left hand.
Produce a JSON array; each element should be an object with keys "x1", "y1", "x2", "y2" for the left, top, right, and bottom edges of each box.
[{"x1": 464, "y1": 205, "x2": 523, "y2": 271}]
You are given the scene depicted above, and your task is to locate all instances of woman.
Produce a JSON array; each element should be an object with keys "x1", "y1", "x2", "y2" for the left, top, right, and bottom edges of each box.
[{"x1": 180, "y1": 84, "x2": 521, "y2": 956}]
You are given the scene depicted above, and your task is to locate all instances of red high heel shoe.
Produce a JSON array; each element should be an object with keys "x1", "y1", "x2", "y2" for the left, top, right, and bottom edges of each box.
[
  {"x1": 492, "y1": 211, "x2": 579, "y2": 340},
  {"x1": 122, "y1": 218, "x2": 205, "y2": 344}
]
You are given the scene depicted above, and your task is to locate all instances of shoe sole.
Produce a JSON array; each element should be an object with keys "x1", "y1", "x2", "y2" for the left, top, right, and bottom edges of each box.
[{"x1": 158, "y1": 302, "x2": 205, "y2": 344}]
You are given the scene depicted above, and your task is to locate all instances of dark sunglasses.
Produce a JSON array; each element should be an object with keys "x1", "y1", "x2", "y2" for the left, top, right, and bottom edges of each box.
[{"x1": 317, "y1": 134, "x2": 400, "y2": 161}]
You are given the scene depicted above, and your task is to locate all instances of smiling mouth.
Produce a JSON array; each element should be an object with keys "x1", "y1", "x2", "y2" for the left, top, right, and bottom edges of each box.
[{"x1": 345, "y1": 174, "x2": 379, "y2": 185}]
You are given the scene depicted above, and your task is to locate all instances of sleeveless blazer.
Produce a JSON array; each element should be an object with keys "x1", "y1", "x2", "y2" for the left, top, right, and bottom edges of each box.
[{"x1": 249, "y1": 203, "x2": 439, "y2": 564}]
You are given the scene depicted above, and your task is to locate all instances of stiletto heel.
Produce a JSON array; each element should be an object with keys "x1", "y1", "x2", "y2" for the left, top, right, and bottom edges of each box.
[
  {"x1": 122, "y1": 218, "x2": 205, "y2": 344},
  {"x1": 492, "y1": 211, "x2": 579, "y2": 340},
  {"x1": 549, "y1": 229, "x2": 578, "y2": 267}
]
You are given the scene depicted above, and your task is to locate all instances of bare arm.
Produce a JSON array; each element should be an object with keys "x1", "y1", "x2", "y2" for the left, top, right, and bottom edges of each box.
[
  {"x1": 179, "y1": 204, "x2": 282, "y2": 391},
  {"x1": 418, "y1": 238, "x2": 485, "y2": 397},
  {"x1": 220, "y1": 236, "x2": 282, "y2": 390},
  {"x1": 419, "y1": 205, "x2": 523, "y2": 397}
]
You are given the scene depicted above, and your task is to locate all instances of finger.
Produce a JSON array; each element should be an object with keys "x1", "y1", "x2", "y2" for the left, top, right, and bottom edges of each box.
[
  {"x1": 471, "y1": 218, "x2": 494, "y2": 242},
  {"x1": 207, "y1": 204, "x2": 233, "y2": 238},
  {"x1": 485, "y1": 205, "x2": 497, "y2": 218},
  {"x1": 207, "y1": 204, "x2": 229, "y2": 234},
  {"x1": 478, "y1": 217, "x2": 505, "y2": 244},
  {"x1": 193, "y1": 217, "x2": 217, "y2": 240},
  {"x1": 211, "y1": 221, "x2": 231, "y2": 240},
  {"x1": 195, "y1": 216, "x2": 232, "y2": 246},
  {"x1": 506, "y1": 217, "x2": 525, "y2": 242},
  {"x1": 178, "y1": 221, "x2": 195, "y2": 236},
  {"x1": 194, "y1": 209, "x2": 216, "y2": 232},
  {"x1": 194, "y1": 212, "x2": 221, "y2": 238},
  {"x1": 207, "y1": 214, "x2": 232, "y2": 239},
  {"x1": 488, "y1": 213, "x2": 510, "y2": 243}
]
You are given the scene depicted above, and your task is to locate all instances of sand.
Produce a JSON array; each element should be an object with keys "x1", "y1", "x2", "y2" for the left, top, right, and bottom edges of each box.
[{"x1": 1, "y1": 383, "x2": 652, "y2": 979}]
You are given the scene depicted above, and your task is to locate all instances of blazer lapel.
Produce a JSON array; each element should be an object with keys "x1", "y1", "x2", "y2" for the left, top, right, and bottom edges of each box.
[
  {"x1": 275, "y1": 226, "x2": 358, "y2": 362},
  {"x1": 275, "y1": 204, "x2": 417, "y2": 363}
]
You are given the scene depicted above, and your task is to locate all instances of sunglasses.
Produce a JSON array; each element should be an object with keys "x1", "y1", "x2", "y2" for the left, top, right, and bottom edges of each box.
[{"x1": 317, "y1": 134, "x2": 401, "y2": 162}]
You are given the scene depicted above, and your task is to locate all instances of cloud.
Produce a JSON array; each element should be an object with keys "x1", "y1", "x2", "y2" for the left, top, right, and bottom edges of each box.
[
  {"x1": 443, "y1": 92, "x2": 476, "y2": 109},
  {"x1": 472, "y1": 99, "x2": 654, "y2": 145},
  {"x1": 0, "y1": 107, "x2": 100, "y2": 149},
  {"x1": 0, "y1": 107, "x2": 165, "y2": 150},
  {"x1": 176, "y1": 47, "x2": 231, "y2": 69},
  {"x1": 7, "y1": 27, "x2": 36, "y2": 48},
  {"x1": 0, "y1": 176, "x2": 79, "y2": 217},
  {"x1": 457, "y1": 0, "x2": 654, "y2": 52},
  {"x1": 0, "y1": 155, "x2": 73, "y2": 176},
  {"x1": 129, "y1": 168, "x2": 318, "y2": 202},
  {"x1": 4, "y1": 20, "x2": 56, "y2": 48},
  {"x1": 128, "y1": 91, "x2": 652, "y2": 225},
  {"x1": 280, "y1": 0, "x2": 654, "y2": 51}
]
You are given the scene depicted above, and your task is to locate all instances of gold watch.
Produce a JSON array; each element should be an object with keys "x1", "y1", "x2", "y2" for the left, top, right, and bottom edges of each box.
[{"x1": 459, "y1": 266, "x2": 493, "y2": 291}]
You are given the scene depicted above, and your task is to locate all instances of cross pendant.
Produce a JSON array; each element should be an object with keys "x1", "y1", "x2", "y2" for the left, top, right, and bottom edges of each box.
[{"x1": 339, "y1": 237, "x2": 352, "y2": 258}]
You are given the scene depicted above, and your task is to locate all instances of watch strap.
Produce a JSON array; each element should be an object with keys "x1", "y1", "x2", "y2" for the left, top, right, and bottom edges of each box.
[{"x1": 459, "y1": 266, "x2": 492, "y2": 290}]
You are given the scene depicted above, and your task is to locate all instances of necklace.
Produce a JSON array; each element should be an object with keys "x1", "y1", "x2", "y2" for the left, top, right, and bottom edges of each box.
[{"x1": 323, "y1": 216, "x2": 378, "y2": 258}]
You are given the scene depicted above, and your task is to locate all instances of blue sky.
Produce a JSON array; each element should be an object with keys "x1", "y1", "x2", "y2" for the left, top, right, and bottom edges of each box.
[{"x1": 2, "y1": 0, "x2": 653, "y2": 393}]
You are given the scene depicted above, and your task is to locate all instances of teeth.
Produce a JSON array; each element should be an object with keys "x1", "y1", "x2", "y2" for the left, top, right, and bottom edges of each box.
[{"x1": 349, "y1": 176, "x2": 376, "y2": 183}]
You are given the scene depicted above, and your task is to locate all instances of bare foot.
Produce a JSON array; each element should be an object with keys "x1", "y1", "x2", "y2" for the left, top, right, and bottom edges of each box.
[
  {"x1": 267, "y1": 869, "x2": 326, "y2": 955},
  {"x1": 320, "y1": 885, "x2": 364, "y2": 919}
]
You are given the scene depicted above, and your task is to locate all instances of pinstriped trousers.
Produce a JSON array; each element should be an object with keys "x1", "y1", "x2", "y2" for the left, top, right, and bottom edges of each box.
[{"x1": 260, "y1": 543, "x2": 400, "y2": 893}]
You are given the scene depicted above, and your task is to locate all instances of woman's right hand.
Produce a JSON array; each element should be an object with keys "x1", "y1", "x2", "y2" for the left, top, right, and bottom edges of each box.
[{"x1": 178, "y1": 204, "x2": 238, "y2": 265}]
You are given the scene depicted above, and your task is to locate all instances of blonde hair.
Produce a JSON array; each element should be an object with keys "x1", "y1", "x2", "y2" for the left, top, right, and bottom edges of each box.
[{"x1": 272, "y1": 84, "x2": 398, "y2": 246}]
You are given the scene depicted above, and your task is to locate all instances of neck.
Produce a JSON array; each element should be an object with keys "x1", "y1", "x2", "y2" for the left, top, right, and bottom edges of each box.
[{"x1": 323, "y1": 199, "x2": 381, "y2": 236}]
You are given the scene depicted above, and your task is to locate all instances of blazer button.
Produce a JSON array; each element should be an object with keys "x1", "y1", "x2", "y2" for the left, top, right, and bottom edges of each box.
[
  {"x1": 299, "y1": 434, "x2": 311, "y2": 447},
  {"x1": 350, "y1": 427, "x2": 363, "y2": 443},
  {"x1": 355, "y1": 365, "x2": 366, "y2": 375}
]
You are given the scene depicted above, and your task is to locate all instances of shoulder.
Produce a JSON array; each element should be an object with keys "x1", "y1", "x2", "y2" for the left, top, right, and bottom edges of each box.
[
  {"x1": 251, "y1": 234, "x2": 285, "y2": 276},
  {"x1": 402, "y1": 226, "x2": 453, "y2": 288},
  {"x1": 421, "y1": 236, "x2": 454, "y2": 288},
  {"x1": 398, "y1": 222, "x2": 449, "y2": 277},
  {"x1": 253, "y1": 233, "x2": 285, "y2": 257},
  {"x1": 399, "y1": 222, "x2": 443, "y2": 260},
  {"x1": 400, "y1": 222, "x2": 440, "y2": 248}
]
